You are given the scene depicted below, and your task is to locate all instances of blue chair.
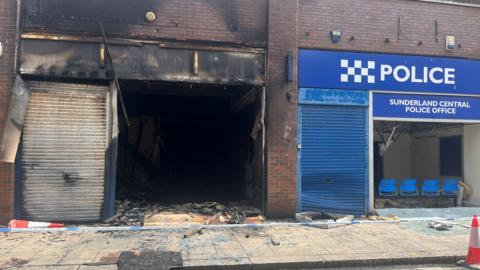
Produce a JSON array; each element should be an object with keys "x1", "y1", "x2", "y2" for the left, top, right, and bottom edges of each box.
[
  {"x1": 400, "y1": 179, "x2": 418, "y2": 196},
  {"x1": 422, "y1": 179, "x2": 440, "y2": 196},
  {"x1": 442, "y1": 179, "x2": 459, "y2": 195},
  {"x1": 379, "y1": 179, "x2": 397, "y2": 196}
]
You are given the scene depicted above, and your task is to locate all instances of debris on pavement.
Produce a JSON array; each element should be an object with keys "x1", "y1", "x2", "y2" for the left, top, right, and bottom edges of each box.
[
  {"x1": 295, "y1": 211, "x2": 355, "y2": 229},
  {"x1": 0, "y1": 222, "x2": 470, "y2": 269},
  {"x1": 429, "y1": 220, "x2": 470, "y2": 229},
  {"x1": 183, "y1": 212, "x2": 223, "y2": 238},
  {"x1": 270, "y1": 237, "x2": 281, "y2": 246},
  {"x1": 109, "y1": 200, "x2": 265, "y2": 226},
  {"x1": 428, "y1": 221, "x2": 453, "y2": 231},
  {"x1": 295, "y1": 211, "x2": 345, "y2": 222},
  {"x1": 309, "y1": 215, "x2": 354, "y2": 229}
]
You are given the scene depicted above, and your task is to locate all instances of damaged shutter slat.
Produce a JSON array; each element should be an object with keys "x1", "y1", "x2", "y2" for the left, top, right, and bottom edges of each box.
[{"x1": 20, "y1": 81, "x2": 109, "y2": 222}]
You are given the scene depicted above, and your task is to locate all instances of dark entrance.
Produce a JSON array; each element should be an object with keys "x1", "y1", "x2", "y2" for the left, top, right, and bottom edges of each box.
[{"x1": 116, "y1": 81, "x2": 264, "y2": 207}]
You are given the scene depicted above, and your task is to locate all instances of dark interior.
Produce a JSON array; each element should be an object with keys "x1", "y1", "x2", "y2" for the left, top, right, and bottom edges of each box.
[{"x1": 116, "y1": 81, "x2": 261, "y2": 205}]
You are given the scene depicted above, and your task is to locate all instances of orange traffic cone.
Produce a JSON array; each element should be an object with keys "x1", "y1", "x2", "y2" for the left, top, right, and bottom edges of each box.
[
  {"x1": 458, "y1": 215, "x2": 480, "y2": 269},
  {"x1": 8, "y1": 219, "x2": 64, "y2": 229}
]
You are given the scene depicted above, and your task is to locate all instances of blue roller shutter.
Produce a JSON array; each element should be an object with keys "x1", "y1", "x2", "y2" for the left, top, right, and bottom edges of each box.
[{"x1": 298, "y1": 88, "x2": 368, "y2": 216}]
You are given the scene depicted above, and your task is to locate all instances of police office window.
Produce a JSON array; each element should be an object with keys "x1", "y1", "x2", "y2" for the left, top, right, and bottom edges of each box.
[{"x1": 440, "y1": 136, "x2": 462, "y2": 177}]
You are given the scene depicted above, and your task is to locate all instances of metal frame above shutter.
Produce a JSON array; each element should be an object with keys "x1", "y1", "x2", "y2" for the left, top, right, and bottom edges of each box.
[
  {"x1": 18, "y1": 81, "x2": 110, "y2": 222},
  {"x1": 298, "y1": 88, "x2": 369, "y2": 216}
]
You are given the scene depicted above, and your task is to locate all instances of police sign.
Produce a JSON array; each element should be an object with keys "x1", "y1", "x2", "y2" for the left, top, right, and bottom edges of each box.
[
  {"x1": 340, "y1": 59, "x2": 455, "y2": 85},
  {"x1": 299, "y1": 50, "x2": 480, "y2": 95},
  {"x1": 373, "y1": 93, "x2": 480, "y2": 120}
]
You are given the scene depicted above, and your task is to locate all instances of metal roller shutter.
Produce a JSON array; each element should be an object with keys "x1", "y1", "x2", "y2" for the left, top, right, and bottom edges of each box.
[
  {"x1": 299, "y1": 104, "x2": 368, "y2": 216},
  {"x1": 20, "y1": 82, "x2": 109, "y2": 222}
]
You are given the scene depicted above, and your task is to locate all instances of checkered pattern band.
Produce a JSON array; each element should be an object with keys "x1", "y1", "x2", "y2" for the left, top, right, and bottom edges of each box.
[{"x1": 340, "y1": 59, "x2": 375, "y2": 83}]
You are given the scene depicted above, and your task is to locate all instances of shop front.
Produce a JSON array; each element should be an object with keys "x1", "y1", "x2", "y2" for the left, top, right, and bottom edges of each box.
[
  {"x1": 1, "y1": 38, "x2": 266, "y2": 223},
  {"x1": 298, "y1": 49, "x2": 480, "y2": 215}
]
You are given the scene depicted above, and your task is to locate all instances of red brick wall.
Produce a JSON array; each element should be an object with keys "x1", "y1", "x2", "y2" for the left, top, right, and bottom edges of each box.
[
  {"x1": 300, "y1": 0, "x2": 480, "y2": 58},
  {"x1": 0, "y1": 163, "x2": 15, "y2": 224},
  {"x1": 22, "y1": 0, "x2": 267, "y2": 46},
  {"x1": 264, "y1": 0, "x2": 480, "y2": 217},
  {"x1": 265, "y1": 0, "x2": 298, "y2": 217},
  {"x1": 0, "y1": 0, "x2": 17, "y2": 224}
]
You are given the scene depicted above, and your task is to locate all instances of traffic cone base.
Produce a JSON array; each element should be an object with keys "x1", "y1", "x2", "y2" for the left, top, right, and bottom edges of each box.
[
  {"x1": 457, "y1": 260, "x2": 480, "y2": 270},
  {"x1": 459, "y1": 215, "x2": 480, "y2": 269},
  {"x1": 469, "y1": 247, "x2": 480, "y2": 265}
]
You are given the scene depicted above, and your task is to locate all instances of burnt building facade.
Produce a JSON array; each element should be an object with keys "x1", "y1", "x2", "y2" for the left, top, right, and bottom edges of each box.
[{"x1": 1, "y1": 0, "x2": 480, "y2": 224}]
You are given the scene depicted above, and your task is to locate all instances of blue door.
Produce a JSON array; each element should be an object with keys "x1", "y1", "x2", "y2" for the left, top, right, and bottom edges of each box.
[{"x1": 298, "y1": 89, "x2": 369, "y2": 216}]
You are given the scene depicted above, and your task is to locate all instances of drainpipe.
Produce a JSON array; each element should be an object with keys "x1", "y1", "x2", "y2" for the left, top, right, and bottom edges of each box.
[{"x1": 14, "y1": 0, "x2": 22, "y2": 74}]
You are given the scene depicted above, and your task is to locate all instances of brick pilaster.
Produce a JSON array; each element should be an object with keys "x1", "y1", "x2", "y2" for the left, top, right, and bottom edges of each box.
[{"x1": 265, "y1": 0, "x2": 298, "y2": 217}]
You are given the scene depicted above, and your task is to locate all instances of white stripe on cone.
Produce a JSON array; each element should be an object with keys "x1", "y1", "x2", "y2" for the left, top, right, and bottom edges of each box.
[
  {"x1": 472, "y1": 220, "x2": 480, "y2": 249},
  {"x1": 28, "y1": 221, "x2": 56, "y2": 228}
]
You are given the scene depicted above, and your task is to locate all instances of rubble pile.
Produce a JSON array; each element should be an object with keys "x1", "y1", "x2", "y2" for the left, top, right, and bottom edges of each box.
[
  {"x1": 108, "y1": 200, "x2": 265, "y2": 226},
  {"x1": 110, "y1": 200, "x2": 145, "y2": 226},
  {"x1": 375, "y1": 198, "x2": 454, "y2": 208},
  {"x1": 163, "y1": 202, "x2": 264, "y2": 224}
]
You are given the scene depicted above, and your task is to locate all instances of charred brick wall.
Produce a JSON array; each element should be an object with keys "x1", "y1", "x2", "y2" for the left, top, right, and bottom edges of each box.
[
  {"x1": 21, "y1": 0, "x2": 267, "y2": 46},
  {"x1": 300, "y1": 0, "x2": 480, "y2": 58},
  {"x1": 0, "y1": 0, "x2": 17, "y2": 224},
  {"x1": 265, "y1": 0, "x2": 298, "y2": 217}
]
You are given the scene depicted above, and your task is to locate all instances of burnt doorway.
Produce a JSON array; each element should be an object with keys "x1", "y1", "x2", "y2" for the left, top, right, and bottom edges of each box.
[{"x1": 116, "y1": 81, "x2": 264, "y2": 208}]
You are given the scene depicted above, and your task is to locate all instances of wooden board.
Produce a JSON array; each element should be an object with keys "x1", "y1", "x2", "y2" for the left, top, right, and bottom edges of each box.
[{"x1": 144, "y1": 213, "x2": 210, "y2": 226}]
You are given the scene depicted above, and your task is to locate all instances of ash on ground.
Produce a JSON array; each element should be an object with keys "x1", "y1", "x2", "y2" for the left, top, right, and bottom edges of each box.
[{"x1": 109, "y1": 200, "x2": 264, "y2": 226}]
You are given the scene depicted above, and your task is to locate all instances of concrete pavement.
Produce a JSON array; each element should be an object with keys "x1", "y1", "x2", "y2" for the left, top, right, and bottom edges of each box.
[{"x1": 0, "y1": 221, "x2": 471, "y2": 269}]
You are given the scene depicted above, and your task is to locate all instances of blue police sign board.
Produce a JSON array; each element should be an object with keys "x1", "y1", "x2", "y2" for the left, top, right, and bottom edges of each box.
[
  {"x1": 299, "y1": 50, "x2": 480, "y2": 95},
  {"x1": 373, "y1": 93, "x2": 480, "y2": 120}
]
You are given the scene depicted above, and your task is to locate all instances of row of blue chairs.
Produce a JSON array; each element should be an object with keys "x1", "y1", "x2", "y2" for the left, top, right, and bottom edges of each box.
[{"x1": 379, "y1": 179, "x2": 458, "y2": 196}]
